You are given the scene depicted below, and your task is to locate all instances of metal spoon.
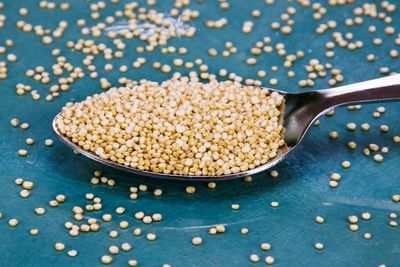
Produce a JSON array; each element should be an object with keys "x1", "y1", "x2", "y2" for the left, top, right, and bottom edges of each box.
[{"x1": 53, "y1": 75, "x2": 400, "y2": 181}]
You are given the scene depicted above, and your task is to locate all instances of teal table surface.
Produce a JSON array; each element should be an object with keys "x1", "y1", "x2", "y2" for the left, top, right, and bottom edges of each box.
[{"x1": 0, "y1": 0, "x2": 400, "y2": 266}]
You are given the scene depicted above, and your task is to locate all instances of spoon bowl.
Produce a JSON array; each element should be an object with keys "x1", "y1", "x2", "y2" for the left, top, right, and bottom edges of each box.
[{"x1": 53, "y1": 75, "x2": 400, "y2": 181}]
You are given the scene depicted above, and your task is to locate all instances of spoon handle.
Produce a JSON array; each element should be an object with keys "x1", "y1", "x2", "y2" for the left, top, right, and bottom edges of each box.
[
  {"x1": 320, "y1": 74, "x2": 400, "y2": 107},
  {"x1": 283, "y1": 75, "x2": 400, "y2": 146}
]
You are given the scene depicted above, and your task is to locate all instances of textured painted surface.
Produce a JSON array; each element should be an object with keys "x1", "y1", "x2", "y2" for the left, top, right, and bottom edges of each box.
[{"x1": 0, "y1": 0, "x2": 399, "y2": 266}]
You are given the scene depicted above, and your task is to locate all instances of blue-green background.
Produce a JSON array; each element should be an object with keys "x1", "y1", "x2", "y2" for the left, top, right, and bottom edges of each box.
[{"x1": 0, "y1": 0, "x2": 399, "y2": 266}]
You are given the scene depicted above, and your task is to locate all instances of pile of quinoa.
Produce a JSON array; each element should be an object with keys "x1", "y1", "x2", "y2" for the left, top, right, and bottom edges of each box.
[{"x1": 56, "y1": 76, "x2": 286, "y2": 176}]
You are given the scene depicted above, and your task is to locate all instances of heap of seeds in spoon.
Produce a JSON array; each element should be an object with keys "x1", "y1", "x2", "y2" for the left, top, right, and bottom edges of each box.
[{"x1": 56, "y1": 76, "x2": 286, "y2": 176}]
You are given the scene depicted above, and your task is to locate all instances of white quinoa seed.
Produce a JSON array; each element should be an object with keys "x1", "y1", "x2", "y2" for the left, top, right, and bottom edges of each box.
[
  {"x1": 361, "y1": 212, "x2": 371, "y2": 220},
  {"x1": 109, "y1": 245, "x2": 119, "y2": 255},
  {"x1": 192, "y1": 237, "x2": 202, "y2": 246},
  {"x1": 22, "y1": 181, "x2": 34, "y2": 189},
  {"x1": 121, "y1": 243, "x2": 132, "y2": 251},
  {"x1": 45, "y1": 139, "x2": 54, "y2": 146},
  {"x1": 265, "y1": 256, "x2": 275, "y2": 265},
  {"x1": 330, "y1": 173, "x2": 341, "y2": 181},
  {"x1": 261, "y1": 243, "x2": 272, "y2": 251},
  {"x1": 128, "y1": 260, "x2": 138, "y2": 266},
  {"x1": 25, "y1": 138, "x2": 34, "y2": 145},
  {"x1": 143, "y1": 216, "x2": 152, "y2": 224},
  {"x1": 55, "y1": 243, "x2": 65, "y2": 251},
  {"x1": 270, "y1": 201, "x2": 279, "y2": 208},
  {"x1": 20, "y1": 189, "x2": 30, "y2": 198},
  {"x1": 348, "y1": 215, "x2": 358, "y2": 224},
  {"x1": 35, "y1": 207, "x2": 45, "y2": 215},
  {"x1": 133, "y1": 228, "x2": 142, "y2": 236},
  {"x1": 119, "y1": 221, "x2": 129, "y2": 229},
  {"x1": 207, "y1": 182, "x2": 216, "y2": 189},
  {"x1": 8, "y1": 218, "x2": 18, "y2": 227},
  {"x1": 30, "y1": 229, "x2": 39, "y2": 235},
  {"x1": 315, "y1": 216, "x2": 325, "y2": 224},
  {"x1": 152, "y1": 213, "x2": 162, "y2": 221},
  {"x1": 215, "y1": 224, "x2": 226, "y2": 233},
  {"x1": 138, "y1": 184, "x2": 148, "y2": 191},
  {"x1": 18, "y1": 149, "x2": 28, "y2": 156},
  {"x1": 101, "y1": 255, "x2": 113, "y2": 264},
  {"x1": 147, "y1": 233, "x2": 156, "y2": 241},
  {"x1": 315, "y1": 242, "x2": 324, "y2": 250},
  {"x1": 20, "y1": 123, "x2": 29, "y2": 129},
  {"x1": 109, "y1": 230, "x2": 118, "y2": 238},
  {"x1": 270, "y1": 170, "x2": 279, "y2": 177},
  {"x1": 103, "y1": 214, "x2": 112, "y2": 222},
  {"x1": 349, "y1": 224, "x2": 359, "y2": 232},
  {"x1": 341, "y1": 161, "x2": 351, "y2": 168},
  {"x1": 10, "y1": 118, "x2": 20, "y2": 127},
  {"x1": 56, "y1": 194, "x2": 65, "y2": 202},
  {"x1": 153, "y1": 189, "x2": 163, "y2": 196},
  {"x1": 373, "y1": 154, "x2": 384, "y2": 163},
  {"x1": 241, "y1": 228, "x2": 249, "y2": 235},
  {"x1": 250, "y1": 254, "x2": 260, "y2": 262},
  {"x1": 49, "y1": 200, "x2": 58, "y2": 207},
  {"x1": 346, "y1": 122, "x2": 357, "y2": 131},
  {"x1": 186, "y1": 186, "x2": 196, "y2": 194},
  {"x1": 329, "y1": 180, "x2": 338, "y2": 188},
  {"x1": 364, "y1": 233, "x2": 372, "y2": 239},
  {"x1": 208, "y1": 227, "x2": 217, "y2": 235},
  {"x1": 329, "y1": 131, "x2": 339, "y2": 139},
  {"x1": 244, "y1": 176, "x2": 253, "y2": 182},
  {"x1": 15, "y1": 177, "x2": 24, "y2": 185},
  {"x1": 116, "y1": 207, "x2": 125, "y2": 214},
  {"x1": 361, "y1": 123, "x2": 370, "y2": 131}
]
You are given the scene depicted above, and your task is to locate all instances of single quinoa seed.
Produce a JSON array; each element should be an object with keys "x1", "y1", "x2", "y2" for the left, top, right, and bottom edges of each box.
[
  {"x1": 315, "y1": 242, "x2": 324, "y2": 250},
  {"x1": 315, "y1": 216, "x2": 325, "y2": 224},
  {"x1": 265, "y1": 256, "x2": 275, "y2": 265},
  {"x1": 192, "y1": 237, "x2": 202, "y2": 246}
]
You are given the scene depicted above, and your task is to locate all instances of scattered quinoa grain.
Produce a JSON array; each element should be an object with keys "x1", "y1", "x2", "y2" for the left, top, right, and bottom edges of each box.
[
  {"x1": 133, "y1": 228, "x2": 142, "y2": 236},
  {"x1": 341, "y1": 161, "x2": 351, "y2": 168},
  {"x1": 18, "y1": 149, "x2": 28, "y2": 157},
  {"x1": 45, "y1": 139, "x2": 54, "y2": 146},
  {"x1": 128, "y1": 260, "x2": 138, "y2": 267},
  {"x1": 10, "y1": 118, "x2": 20, "y2": 127},
  {"x1": 261, "y1": 243, "x2": 271, "y2": 251},
  {"x1": 250, "y1": 254, "x2": 260, "y2": 262},
  {"x1": 329, "y1": 181, "x2": 338, "y2": 188},
  {"x1": 314, "y1": 242, "x2": 324, "y2": 250},
  {"x1": 231, "y1": 204, "x2": 240, "y2": 210},
  {"x1": 147, "y1": 233, "x2": 156, "y2": 241},
  {"x1": 361, "y1": 212, "x2": 371, "y2": 220},
  {"x1": 30, "y1": 229, "x2": 39, "y2": 235},
  {"x1": 241, "y1": 228, "x2": 249, "y2": 235},
  {"x1": 373, "y1": 154, "x2": 384, "y2": 163},
  {"x1": 8, "y1": 219, "x2": 19, "y2": 227},
  {"x1": 315, "y1": 216, "x2": 325, "y2": 224},
  {"x1": 270, "y1": 201, "x2": 279, "y2": 208},
  {"x1": 265, "y1": 256, "x2": 275, "y2": 265},
  {"x1": 363, "y1": 233, "x2": 372, "y2": 239},
  {"x1": 186, "y1": 186, "x2": 196, "y2": 194},
  {"x1": 101, "y1": 255, "x2": 113, "y2": 264},
  {"x1": 348, "y1": 215, "x2": 358, "y2": 224},
  {"x1": 349, "y1": 224, "x2": 359, "y2": 232},
  {"x1": 55, "y1": 242, "x2": 65, "y2": 251},
  {"x1": 192, "y1": 237, "x2": 202, "y2": 246},
  {"x1": 121, "y1": 243, "x2": 132, "y2": 251}
]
